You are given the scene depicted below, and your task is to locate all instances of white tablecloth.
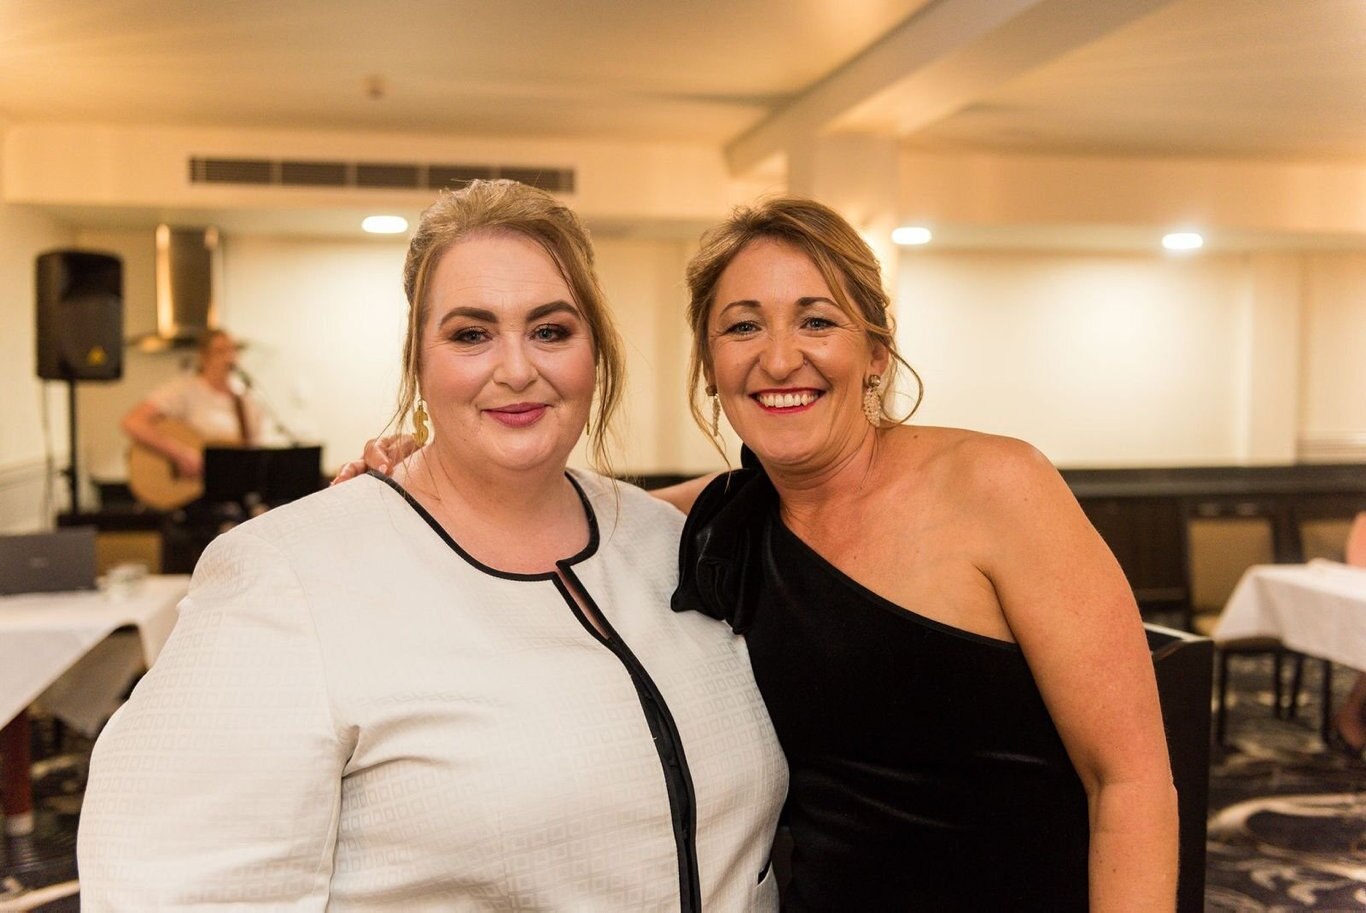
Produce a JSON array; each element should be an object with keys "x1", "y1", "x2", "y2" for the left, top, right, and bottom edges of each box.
[
  {"x1": 0, "y1": 575, "x2": 189, "y2": 729},
  {"x1": 1214, "y1": 560, "x2": 1366, "y2": 672}
]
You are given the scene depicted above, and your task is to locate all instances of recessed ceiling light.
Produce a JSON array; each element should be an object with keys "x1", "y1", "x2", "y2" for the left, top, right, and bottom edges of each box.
[
  {"x1": 1162, "y1": 231, "x2": 1203, "y2": 252},
  {"x1": 362, "y1": 215, "x2": 408, "y2": 234},
  {"x1": 891, "y1": 226, "x2": 933, "y2": 246}
]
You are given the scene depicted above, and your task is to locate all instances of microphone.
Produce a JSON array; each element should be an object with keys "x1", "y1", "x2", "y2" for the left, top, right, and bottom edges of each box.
[{"x1": 233, "y1": 365, "x2": 255, "y2": 389}]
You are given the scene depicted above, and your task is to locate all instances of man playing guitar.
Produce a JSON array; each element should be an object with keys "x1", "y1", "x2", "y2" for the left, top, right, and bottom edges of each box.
[{"x1": 123, "y1": 328, "x2": 262, "y2": 509}]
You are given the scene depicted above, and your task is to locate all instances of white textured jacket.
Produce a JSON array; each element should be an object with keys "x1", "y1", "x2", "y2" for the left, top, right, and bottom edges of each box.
[{"x1": 78, "y1": 471, "x2": 787, "y2": 911}]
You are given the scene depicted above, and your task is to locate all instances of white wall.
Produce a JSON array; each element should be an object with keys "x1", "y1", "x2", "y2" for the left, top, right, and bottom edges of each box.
[
  {"x1": 68, "y1": 229, "x2": 732, "y2": 483},
  {"x1": 0, "y1": 185, "x2": 76, "y2": 530},
  {"x1": 895, "y1": 249, "x2": 1312, "y2": 467},
  {"x1": 581, "y1": 237, "x2": 736, "y2": 475},
  {"x1": 1300, "y1": 252, "x2": 1366, "y2": 459},
  {"x1": 223, "y1": 235, "x2": 408, "y2": 470},
  {"x1": 31, "y1": 223, "x2": 1366, "y2": 500}
]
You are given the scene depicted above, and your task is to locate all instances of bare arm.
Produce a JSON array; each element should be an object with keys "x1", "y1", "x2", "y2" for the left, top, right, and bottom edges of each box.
[
  {"x1": 1347, "y1": 512, "x2": 1366, "y2": 567},
  {"x1": 122, "y1": 400, "x2": 202, "y2": 478},
  {"x1": 975, "y1": 438, "x2": 1178, "y2": 913}
]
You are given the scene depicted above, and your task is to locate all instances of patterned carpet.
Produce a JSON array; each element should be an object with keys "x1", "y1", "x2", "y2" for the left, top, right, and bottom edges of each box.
[
  {"x1": 1207, "y1": 655, "x2": 1366, "y2": 912},
  {"x1": 3, "y1": 655, "x2": 1365, "y2": 912}
]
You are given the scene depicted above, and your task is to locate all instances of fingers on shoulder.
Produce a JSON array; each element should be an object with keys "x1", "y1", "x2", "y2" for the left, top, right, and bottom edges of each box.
[
  {"x1": 387, "y1": 434, "x2": 418, "y2": 459},
  {"x1": 331, "y1": 460, "x2": 366, "y2": 484},
  {"x1": 363, "y1": 434, "x2": 418, "y2": 473}
]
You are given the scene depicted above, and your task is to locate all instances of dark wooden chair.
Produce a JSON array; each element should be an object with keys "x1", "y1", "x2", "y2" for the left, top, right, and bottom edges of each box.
[
  {"x1": 1145, "y1": 623, "x2": 1213, "y2": 913},
  {"x1": 1188, "y1": 513, "x2": 1306, "y2": 744}
]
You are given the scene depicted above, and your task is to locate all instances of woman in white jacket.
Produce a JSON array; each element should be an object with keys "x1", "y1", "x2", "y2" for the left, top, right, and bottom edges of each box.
[{"x1": 77, "y1": 180, "x2": 787, "y2": 912}]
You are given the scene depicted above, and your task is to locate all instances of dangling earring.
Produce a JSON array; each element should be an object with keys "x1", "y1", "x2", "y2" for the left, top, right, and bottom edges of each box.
[
  {"x1": 706, "y1": 384, "x2": 721, "y2": 437},
  {"x1": 862, "y1": 375, "x2": 882, "y2": 428},
  {"x1": 413, "y1": 394, "x2": 430, "y2": 447}
]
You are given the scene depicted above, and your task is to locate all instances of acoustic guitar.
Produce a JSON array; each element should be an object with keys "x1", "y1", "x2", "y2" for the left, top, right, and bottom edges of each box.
[{"x1": 126, "y1": 419, "x2": 215, "y2": 510}]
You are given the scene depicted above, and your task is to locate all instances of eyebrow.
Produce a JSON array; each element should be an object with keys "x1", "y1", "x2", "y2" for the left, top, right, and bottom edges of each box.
[
  {"x1": 437, "y1": 300, "x2": 581, "y2": 328},
  {"x1": 715, "y1": 295, "x2": 837, "y2": 316}
]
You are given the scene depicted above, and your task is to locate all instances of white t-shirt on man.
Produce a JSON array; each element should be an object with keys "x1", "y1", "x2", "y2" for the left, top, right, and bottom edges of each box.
[{"x1": 146, "y1": 373, "x2": 263, "y2": 444}]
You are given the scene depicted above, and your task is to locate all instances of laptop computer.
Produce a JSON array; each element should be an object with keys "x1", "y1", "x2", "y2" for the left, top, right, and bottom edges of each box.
[{"x1": 0, "y1": 526, "x2": 98, "y2": 596}]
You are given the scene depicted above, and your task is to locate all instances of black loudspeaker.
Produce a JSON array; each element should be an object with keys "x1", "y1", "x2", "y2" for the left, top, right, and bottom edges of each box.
[{"x1": 36, "y1": 250, "x2": 125, "y2": 381}]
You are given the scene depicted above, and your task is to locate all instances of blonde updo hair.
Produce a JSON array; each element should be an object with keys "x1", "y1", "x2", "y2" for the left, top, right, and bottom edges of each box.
[
  {"x1": 684, "y1": 196, "x2": 922, "y2": 443},
  {"x1": 393, "y1": 179, "x2": 624, "y2": 476}
]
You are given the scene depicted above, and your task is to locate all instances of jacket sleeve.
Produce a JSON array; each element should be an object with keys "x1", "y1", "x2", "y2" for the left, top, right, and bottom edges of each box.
[{"x1": 77, "y1": 528, "x2": 350, "y2": 911}]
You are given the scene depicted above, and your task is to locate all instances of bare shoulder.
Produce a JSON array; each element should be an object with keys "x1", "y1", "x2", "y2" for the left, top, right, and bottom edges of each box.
[
  {"x1": 884, "y1": 425, "x2": 1061, "y2": 505},
  {"x1": 940, "y1": 426, "x2": 1049, "y2": 469}
]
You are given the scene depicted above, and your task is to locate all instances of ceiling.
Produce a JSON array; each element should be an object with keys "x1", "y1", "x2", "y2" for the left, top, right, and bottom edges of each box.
[
  {"x1": 2, "y1": 0, "x2": 1365, "y2": 238},
  {"x1": 901, "y1": 0, "x2": 1366, "y2": 160},
  {"x1": 0, "y1": 0, "x2": 932, "y2": 143}
]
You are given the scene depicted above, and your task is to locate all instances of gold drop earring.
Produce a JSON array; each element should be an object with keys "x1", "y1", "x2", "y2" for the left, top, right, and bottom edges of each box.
[
  {"x1": 413, "y1": 394, "x2": 430, "y2": 447},
  {"x1": 706, "y1": 384, "x2": 721, "y2": 437},
  {"x1": 862, "y1": 375, "x2": 882, "y2": 428}
]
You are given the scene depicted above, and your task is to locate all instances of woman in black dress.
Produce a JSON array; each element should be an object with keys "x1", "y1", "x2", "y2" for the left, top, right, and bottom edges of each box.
[{"x1": 669, "y1": 197, "x2": 1177, "y2": 912}]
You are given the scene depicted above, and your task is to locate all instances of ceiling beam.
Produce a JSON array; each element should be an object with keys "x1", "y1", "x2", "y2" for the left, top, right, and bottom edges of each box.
[{"x1": 724, "y1": 0, "x2": 1181, "y2": 176}]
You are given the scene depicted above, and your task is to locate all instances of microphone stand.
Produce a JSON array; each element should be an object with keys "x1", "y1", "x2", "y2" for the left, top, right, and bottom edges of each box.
[{"x1": 233, "y1": 367, "x2": 301, "y2": 445}]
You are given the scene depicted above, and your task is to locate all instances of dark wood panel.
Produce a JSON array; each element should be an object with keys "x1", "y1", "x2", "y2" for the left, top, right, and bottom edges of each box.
[
  {"x1": 1080, "y1": 496, "x2": 1187, "y2": 607},
  {"x1": 1063, "y1": 463, "x2": 1366, "y2": 626}
]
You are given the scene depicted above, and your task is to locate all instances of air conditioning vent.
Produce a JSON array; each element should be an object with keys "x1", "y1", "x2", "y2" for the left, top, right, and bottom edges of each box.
[
  {"x1": 188, "y1": 157, "x2": 574, "y2": 194},
  {"x1": 356, "y1": 163, "x2": 421, "y2": 188},
  {"x1": 280, "y1": 160, "x2": 349, "y2": 186},
  {"x1": 190, "y1": 157, "x2": 274, "y2": 184}
]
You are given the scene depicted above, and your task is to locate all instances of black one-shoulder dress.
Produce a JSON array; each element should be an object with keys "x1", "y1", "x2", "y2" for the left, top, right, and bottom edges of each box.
[{"x1": 673, "y1": 465, "x2": 1089, "y2": 913}]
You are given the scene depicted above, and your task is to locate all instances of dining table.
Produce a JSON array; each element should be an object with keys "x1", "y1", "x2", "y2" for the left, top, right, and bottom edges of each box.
[
  {"x1": 1215, "y1": 559, "x2": 1366, "y2": 671},
  {"x1": 1215, "y1": 559, "x2": 1366, "y2": 742},
  {"x1": 0, "y1": 574, "x2": 188, "y2": 837}
]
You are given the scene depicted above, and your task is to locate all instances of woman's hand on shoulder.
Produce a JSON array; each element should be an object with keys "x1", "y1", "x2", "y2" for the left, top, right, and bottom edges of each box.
[{"x1": 330, "y1": 433, "x2": 418, "y2": 485}]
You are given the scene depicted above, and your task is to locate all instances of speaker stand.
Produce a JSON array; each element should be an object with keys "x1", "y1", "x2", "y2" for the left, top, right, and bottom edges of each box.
[{"x1": 62, "y1": 378, "x2": 81, "y2": 516}]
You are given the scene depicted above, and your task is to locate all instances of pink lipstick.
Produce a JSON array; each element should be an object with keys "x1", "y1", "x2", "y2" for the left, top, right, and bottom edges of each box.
[{"x1": 486, "y1": 402, "x2": 548, "y2": 427}]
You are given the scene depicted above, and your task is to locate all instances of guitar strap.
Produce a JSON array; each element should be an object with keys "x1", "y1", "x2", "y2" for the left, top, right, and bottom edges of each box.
[{"x1": 232, "y1": 392, "x2": 252, "y2": 445}]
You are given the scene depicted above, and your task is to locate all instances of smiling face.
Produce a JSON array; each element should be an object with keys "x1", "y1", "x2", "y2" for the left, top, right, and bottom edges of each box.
[
  {"x1": 420, "y1": 231, "x2": 596, "y2": 478},
  {"x1": 707, "y1": 237, "x2": 887, "y2": 471}
]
